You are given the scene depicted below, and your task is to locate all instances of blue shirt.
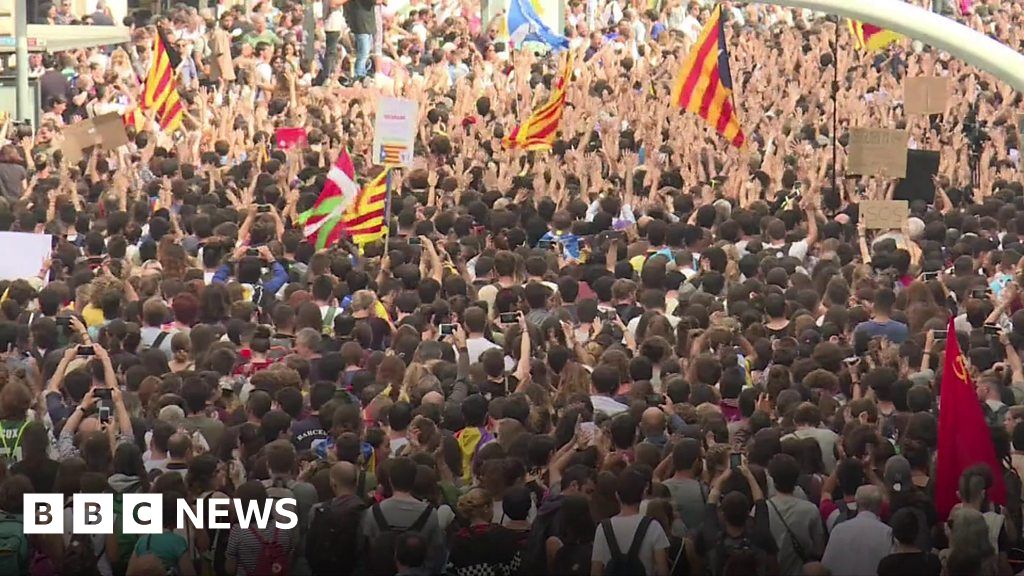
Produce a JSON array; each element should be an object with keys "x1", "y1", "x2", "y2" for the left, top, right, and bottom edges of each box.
[
  {"x1": 539, "y1": 230, "x2": 582, "y2": 260},
  {"x1": 853, "y1": 319, "x2": 909, "y2": 344}
]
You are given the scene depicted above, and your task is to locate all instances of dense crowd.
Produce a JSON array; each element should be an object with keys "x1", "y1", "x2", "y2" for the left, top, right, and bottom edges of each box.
[{"x1": 0, "y1": 0, "x2": 1023, "y2": 575}]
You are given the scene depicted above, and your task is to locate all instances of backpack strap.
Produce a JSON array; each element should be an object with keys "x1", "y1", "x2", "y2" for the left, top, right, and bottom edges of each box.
[
  {"x1": 371, "y1": 504, "x2": 391, "y2": 531},
  {"x1": 626, "y1": 517, "x2": 653, "y2": 561},
  {"x1": 151, "y1": 331, "x2": 170, "y2": 350},
  {"x1": 322, "y1": 306, "x2": 336, "y2": 332},
  {"x1": 601, "y1": 520, "x2": 623, "y2": 561},
  {"x1": 356, "y1": 470, "x2": 366, "y2": 498},
  {"x1": 409, "y1": 505, "x2": 433, "y2": 532}
]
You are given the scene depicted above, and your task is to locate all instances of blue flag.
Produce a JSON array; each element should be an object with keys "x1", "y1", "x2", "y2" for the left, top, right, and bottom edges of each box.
[{"x1": 507, "y1": 0, "x2": 569, "y2": 51}]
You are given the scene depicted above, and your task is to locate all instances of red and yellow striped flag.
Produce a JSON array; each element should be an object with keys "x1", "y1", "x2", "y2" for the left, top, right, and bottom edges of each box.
[
  {"x1": 670, "y1": 4, "x2": 744, "y2": 148},
  {"x1": 142, "y1": 31, "x2": 183, "y2": 133},
  {"x1": 504, "y1": 50, "x2": 575, "y2": 151},
  {"x1": 341, "y1": 170, "x2": 390, "y2": 245},
  {"x1": 848, "y1": 19, "x2": 900, "y2": 51}
]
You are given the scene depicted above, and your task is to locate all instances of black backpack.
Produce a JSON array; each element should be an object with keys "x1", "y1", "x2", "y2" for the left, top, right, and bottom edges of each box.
[
  {"x1": 364, "y1": 503, "x2": 433, "y2": 576},
  {"x1": 518, "y1": 500, "x2": 561, "y2": 575},
  {"x1": 709, "y1": 534, "x2": 767, "y2": 576},
  {"x1": 60, "y1": 533, "x2": 101, "y2": 576},
  {"x1": 551, "y1": 541, "x2": 593, "y2": 576},
  {"x1": 601, "y1": 516, "x2": 652, "y2": 576},
  {"x1": 306, "y1": 496, "x2": 365, "y2": 576}
]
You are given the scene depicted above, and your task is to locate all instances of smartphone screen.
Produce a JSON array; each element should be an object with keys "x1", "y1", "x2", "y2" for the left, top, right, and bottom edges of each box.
[{"x1": 729, "y1": 453, "x2": 743, "y2": 469}]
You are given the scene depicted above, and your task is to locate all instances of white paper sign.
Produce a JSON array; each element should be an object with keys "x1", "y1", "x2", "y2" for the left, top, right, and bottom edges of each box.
[
  {"x1": 372, "y1": 97, "x2": 418, "y2": 168},
  {"x1": 0, "y1": 232, "x2": 51, "y2": 281}
]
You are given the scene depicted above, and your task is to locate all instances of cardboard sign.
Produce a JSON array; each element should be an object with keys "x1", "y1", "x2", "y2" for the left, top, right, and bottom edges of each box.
[
  {"x1": 860, "y1": 200, "x2": 909, "y2": 230},
  {"x1": 60, "y1": 113, "x2": 129, "y2": 164},
  {"x1": 275, "y1": 127, "x2": 308, "y2": 150},
  {"x1": 0, "y1": 232, "x2": 52, "y2": 281},
  {"x1": 372, "y1": 97, "x2": 418, "y2": 168},
  {"x1": 904, "y1": 76, "x2": 949, "y2": 116},
  {"x1": 847, "y1": 128, "x2": 909, "y2": 178}
]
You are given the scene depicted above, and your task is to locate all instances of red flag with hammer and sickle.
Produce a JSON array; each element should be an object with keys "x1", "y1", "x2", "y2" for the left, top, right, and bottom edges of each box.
[{"x1": 935, "y1": 316, "x2": 1006, "y2": 521}]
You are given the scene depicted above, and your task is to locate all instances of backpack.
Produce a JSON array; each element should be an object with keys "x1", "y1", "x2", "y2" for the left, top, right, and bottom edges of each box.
[
  {"x1": 518, "y1": 499, "x2": 561, "y2": 576},
  {"x1": 0, "y1": 513, "x2": 29, "y2": 576},
  {"x1": 600, "y1": 516, "x2": 652, "y2": 576},
  {"x1": 250, "y1": 527, "x2": 289, "y2": 576},
  {"x1": 831, "y1": 499, "x2": 856, "y2": 530},
  {"x1": 306, "y1": 497, "x2": 364, "y2": 576},
  {"x1": 709, "y1": 534, "x2": 767, "y2": 576},
  {"x1": 60, "y1": 534, "x2": 100, "y2": 576},
  {"x1": 112, "y1": 483, "x2": 143, "y2": 573},
  {"x1": 136, "y1": 534, "x2": 181, "y2": 576},
  {"x1": 551, "y1": 541, "x2": 593, "y2": 576},
  {"x1": 365, "y1": 503, "x2": 433, "y2": 576}
]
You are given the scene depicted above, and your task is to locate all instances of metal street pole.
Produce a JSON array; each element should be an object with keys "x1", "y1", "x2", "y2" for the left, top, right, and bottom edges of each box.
[
  {"x1": 304, "y1": 0, "x2": 315, "y2": 62},
  {"x1": 15, "y1": 0, "x2": 29, "y2": 123}
]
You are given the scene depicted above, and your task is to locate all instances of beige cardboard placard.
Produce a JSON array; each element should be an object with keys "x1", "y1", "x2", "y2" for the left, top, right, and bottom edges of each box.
[
  {"x1": 860, "y1": 200, "x2": 909, "y2": 230},
  {"x1": 60, "y1": 118, "x2": 97, "y2": 165},
  {"x1": 92, "y1": 112, "x2": 129, "y2": 150},
  {"x1": 847, "y1": 128, "x2": 909, "y2": 178},
  {"x1": 59, "y1": 113, "x2": 129, "y2": 165},
  {"x1": 904, "y1": 76, "x2": 949, "y2": 116}
]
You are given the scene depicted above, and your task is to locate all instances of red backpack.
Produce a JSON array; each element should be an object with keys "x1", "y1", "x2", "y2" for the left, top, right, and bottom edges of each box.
[{"x1": 250, "y1": 527, "x2": 289, "y2": 576}]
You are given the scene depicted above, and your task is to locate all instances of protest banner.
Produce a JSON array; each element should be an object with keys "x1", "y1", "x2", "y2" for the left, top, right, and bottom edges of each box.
[
  {"x1": 904, "y1": 76, "x2": 950, "y2": 115},
  {"x1": 860, "y1": 200, "x2": 910, "y2": 230},
  {"x1": 275, "y1": 127, "x2": 308, "y2": 150},
  {"x1": 847, "y1": 128, "x2": 909, "y2": 178},
  {"x1": 0, "y1": 232, "x2": 51, "y2": 281},
  {"x1": 60, "y1": 113, "x2": 129, "y2": 164},
  {"x1": 372, "y1": 97, "x2": 418, "y2": 168}
]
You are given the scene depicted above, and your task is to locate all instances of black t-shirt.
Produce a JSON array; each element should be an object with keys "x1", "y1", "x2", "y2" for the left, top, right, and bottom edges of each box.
[
  {"x1": 877, "y1": 551, "x2": 941, "y2": 576},
  {"x1": 344, "y1": 0, "x2": 375, "y2": 35}
]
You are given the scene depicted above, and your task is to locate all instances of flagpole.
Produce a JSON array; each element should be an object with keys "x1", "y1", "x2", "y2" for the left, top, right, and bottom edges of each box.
[
  {"x1": 831, "y1": 16, "x2": 840, "y2": 198},
  {"x1": 383, "y1": 169, "x2": 394, "y2": 254}
]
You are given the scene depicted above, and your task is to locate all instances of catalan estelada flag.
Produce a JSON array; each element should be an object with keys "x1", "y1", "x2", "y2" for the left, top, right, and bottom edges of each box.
[
  {"x1": 670, "y1": 4, "x2": 744, "y2": 148},
  {"x1": 378, "y1": 144, "x2": 405, "y2": 165},
  {"x1": 142, "y1": 30, "x2": 184, "y2": 133},
  {"x1": 504, "y1": 50, "x2": 575, "y2": 151},
  {"x1": 848, "y1": 19, "x2": 900, "y2": 51},
  {"x1": 341, "y1": 169, "x2": 390, "y2": 245}
]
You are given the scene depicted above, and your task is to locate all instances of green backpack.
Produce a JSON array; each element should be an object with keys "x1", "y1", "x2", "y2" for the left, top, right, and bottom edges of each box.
[
  {"x1": 112, "y1": 485, "x2": 142, "y2": 572},
  {"x1": 0, "y1": 512, "x2": 29, "y2": 576}
]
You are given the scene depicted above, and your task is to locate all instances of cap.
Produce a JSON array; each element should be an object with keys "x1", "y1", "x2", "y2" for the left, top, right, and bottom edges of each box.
[{"x1": 885, "y1": 455, "x2": 912, "y2": 493}]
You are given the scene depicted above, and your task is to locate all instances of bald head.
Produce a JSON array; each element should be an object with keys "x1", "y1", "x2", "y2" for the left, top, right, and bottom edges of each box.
[
  {"x1": 421, "y1": 391, "x2": 444, "y2": 405},
  {"x1": 855, "y1": 484, "x2": 883, "y2": 515},
  {"x1": 78, "y1": 416, "x2": 101, "y2": 435},
  {"x1": 330, "y1": 461, "x2": 358, "y2": 496},
  {"x1": 641, "y1": 407, "x2": 666, "y2": 437},
  {"x1": 167, "y1": 432, "x2": 192, "y2": 459}
]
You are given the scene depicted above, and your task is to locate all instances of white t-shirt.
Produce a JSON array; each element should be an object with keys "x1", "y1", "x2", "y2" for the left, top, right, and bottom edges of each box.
[
  {"x1": 325, "y1": 7, "x2": 347, "y2": 32},
  {"x1": 466, "y1": 336, "x2": 502, "y2": 364},
  {"x1": 592, "y1": 514, "x2": 670, "y2": 575}
]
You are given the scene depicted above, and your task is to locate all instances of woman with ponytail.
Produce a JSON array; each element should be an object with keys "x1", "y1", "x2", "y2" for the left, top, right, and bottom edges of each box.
[{"x1": 168, "y1": 332, "x2": 195, "y2": 373}]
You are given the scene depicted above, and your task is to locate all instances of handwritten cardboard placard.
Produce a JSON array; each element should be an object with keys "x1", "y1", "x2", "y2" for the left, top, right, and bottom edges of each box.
[
  {"x1": 847, "y1": 128, "x2": 909, "y2": 178},
  {"x1": 60, "y1": 113, "x2": 129, "y2": 164},
  {"x1": 860, "y1": 200, "x2": 909, "y2": 230},
  {"x1": 904, "y1": 76, "x2": 950, "y2": 116}
]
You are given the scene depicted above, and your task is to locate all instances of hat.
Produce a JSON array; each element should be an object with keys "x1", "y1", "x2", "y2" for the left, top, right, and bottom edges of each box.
[{"x1": 884, "y1": 455, "x2": 912, "y2": 493}]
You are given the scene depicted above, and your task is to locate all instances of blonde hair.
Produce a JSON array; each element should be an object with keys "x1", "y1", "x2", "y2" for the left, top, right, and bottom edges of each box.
[{"x1": 457, "y1": 487, "x2": 492, "y2": 522}]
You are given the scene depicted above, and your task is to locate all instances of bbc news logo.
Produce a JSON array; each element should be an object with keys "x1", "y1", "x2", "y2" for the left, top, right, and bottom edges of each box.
[{"x1": 24, "y1": 495, "x2": 299, "y2": 534}]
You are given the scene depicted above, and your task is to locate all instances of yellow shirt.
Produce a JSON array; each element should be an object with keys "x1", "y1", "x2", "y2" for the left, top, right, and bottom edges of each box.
[{"x1": 81, "y1": 304, "x2": 105, "y2": 327}]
